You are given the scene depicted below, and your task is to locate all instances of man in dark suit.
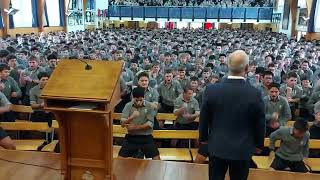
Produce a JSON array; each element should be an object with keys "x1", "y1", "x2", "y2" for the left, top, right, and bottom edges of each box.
[{"x1": 199, "y1": 50, "x2": 266, "y2": 180}]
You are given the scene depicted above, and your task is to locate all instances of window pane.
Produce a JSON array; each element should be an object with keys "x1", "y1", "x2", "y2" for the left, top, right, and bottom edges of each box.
[
  {"x1": 46, "y1": 0, "x2": 61, "y2": 26},
  {"x1": 11, "y1": 0, "x2": 33, "y2": 27}
]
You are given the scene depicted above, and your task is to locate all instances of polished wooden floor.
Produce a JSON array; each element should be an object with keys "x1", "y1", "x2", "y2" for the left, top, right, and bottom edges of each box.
[{"x1": 0, "y1": 150, "x2": 319, "y2": 180}]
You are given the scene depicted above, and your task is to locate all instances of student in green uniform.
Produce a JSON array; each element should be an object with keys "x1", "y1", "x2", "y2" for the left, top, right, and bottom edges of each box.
[
  {"x1": 0, "y1": 91, "x2": 15, "y2": 149},
  {"x1": 137, "y1": 71, "x2": 160, "y2": 129},
  {"x1": 158, "y1": 69, "x2": 183, "y2": 113},
  {"x1": 45, "y1": 53, "x2": 57, "y2": 75},
  {"x1": 300, "y1": 75, "x2": 313, "y2": 119},
  {"x1": 173, "y1": 85, "x2": 200, "y2": 130},
  {"x1": 0, "y1": 64, "x2": 21, "y2": 121},
  {"x1": 309, "y1": 102, "x2": 320, "y2": 157},
  {"x1": 269, "y1": 118, "x2": 310, "y2": 173},
  {"x1": 176, "y1": 66, "x2": 190, "y2": 89},
  {"x1": 20, "y1": 56, "x2": 46, "y2": 105},
  {"x1": 29, "y1": 72, "x2": 53, "y2": 126},
  {"x1": 119, "y1": 87, "x2": 160, "y2": 160},
  {"x1": 6, "y1": 54, "x2": 20, "y2": 83},
  {"x1": 264, "y1": 83, "x2": 291, "y2": 136},
  {"x1": 257, "y1": 71, "x2": 273, "y2": 98},
  {"x1": 280, "y1": 72, "x2": 303, "y2": 119},
  {"x1": 150, "y1": 62, "x2": 163, "y2": 88},
  {"x1": 190, "y1": 76, "x2": 203, "y2": 106},
  {"x1": 0, "y1": 64, "x2": 21, "y2": 103}
]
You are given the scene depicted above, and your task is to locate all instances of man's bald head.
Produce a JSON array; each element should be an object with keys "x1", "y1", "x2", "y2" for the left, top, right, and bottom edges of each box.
[{"x1": 228, "y1": 50, "x2": 249, "y2": 76}]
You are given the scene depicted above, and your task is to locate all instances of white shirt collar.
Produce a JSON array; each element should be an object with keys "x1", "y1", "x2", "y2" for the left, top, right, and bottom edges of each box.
[{"x1": 227, "y1": 76, "x2": 245, "y2": 80}]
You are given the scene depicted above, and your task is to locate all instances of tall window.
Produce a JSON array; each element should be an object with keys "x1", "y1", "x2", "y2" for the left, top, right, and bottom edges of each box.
[
  {"x1": 11, "y1": 0, "x2": 33, "y2": 27},
  {"x1": 0, "y1": 11, "x2": 3, "y2": 28},
  {"x1": 315, "y1": 0, "x2": 320, "y2": 31},
  {"x1": 45, "y1": 0, "x2": 61, "y2": 26}
]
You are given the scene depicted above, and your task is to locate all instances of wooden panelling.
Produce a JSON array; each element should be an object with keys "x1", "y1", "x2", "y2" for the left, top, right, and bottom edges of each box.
[{"x1": 305, "y1": 32, "x2": 320, "y2": 40}]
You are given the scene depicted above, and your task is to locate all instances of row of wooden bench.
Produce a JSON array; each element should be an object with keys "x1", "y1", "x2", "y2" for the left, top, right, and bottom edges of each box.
[{"x1": 0, "y1": 117, "x2": 319, "y2": 152}]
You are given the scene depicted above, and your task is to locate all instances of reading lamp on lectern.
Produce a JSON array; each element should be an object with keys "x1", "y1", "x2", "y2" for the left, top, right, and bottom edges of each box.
[{"x1": 79, "y1": 60, "x2": 92, "y2": 70}]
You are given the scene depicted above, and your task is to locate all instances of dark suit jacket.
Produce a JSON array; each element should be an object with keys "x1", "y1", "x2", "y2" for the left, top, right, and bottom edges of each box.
[{"x1": 199, "y1": 78, "x2": 266, "y2": 160}]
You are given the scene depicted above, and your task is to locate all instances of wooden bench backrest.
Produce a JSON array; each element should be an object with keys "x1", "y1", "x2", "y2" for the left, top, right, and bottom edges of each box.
[
  {"x1": 0, "y1": 122, "x2": 51, "y2": 132},
  {"x1": 264, "y1": 138, "x2": 320, "y2": 149},
  {"x1": 113, "y1": 125, "x2": 198, "y2": 139},
  {"x1": 11, "y1": 105, "x2": 33, "y2": 114},
  {"x1": 112, "y1": 113, "x2": 199, "y2": 122}
]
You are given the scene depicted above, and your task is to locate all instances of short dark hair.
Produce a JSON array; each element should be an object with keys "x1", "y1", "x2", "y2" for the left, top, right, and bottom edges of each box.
[
  {"x1": 203, "y1": 67, "x2": 211, "y2": 73},
  {"x1": 28, "y1": 55, "x2": 39, "y2": 62},
  {"x1": 249, "y1": 61, "x2": 257, "y2": 66},
  {"x1": 132, "y1": 87, "x2": 145, "y2": 98},
  {"x1": 300, "y1": 75, "x2": 310, "y2": 81},
  {"x1": 47, "y1": 53, "x2": 58, "y2": 61},
  {"x1": 287, "y1": 72, "x2": 298, "y2": 79},
  {"x1": 268, "y1": 63, "x2": 276, "y2": 68},
  {"x1": 293, "y1": 118, "x2": 309, "y2": 132},
  {"x1": 37, "y1": 72, "x2": 50, "y2": 80},
  {"x1": 6, "y1": 54, "x2": 16, "y2": 62},
  {"x1": 164, "y1": 52, "x2": 171, "y2": 57},
  {"x1": 178, "y1": 66, "x2": 186, "y2": 71},
  {"x1": 164, "y1": 68, "x2": 173, "y2": 74},
  {"x1": 290, "y1": 64, "x2": 299, "y2": 71},
  {"x1": 131, "y1": 59, "x2": 138, "y2": 64},
  {"x1": 262, "y1": 70, "x2": 274, "y2": 77},
  {"x1": 190, "y1": 76, "x2": 199, "y2": 82},
  {"x1": 0, "y1": 63, "x2": 10, "y2": 72},
  {"x1": 301, "y1": 60, "x2": 310, "y2": 66},
  {"x1": 0, "y1": 50, "x2": 10, "y2": 58},
  {"x1": 183, "y1": 85, "x2": 193, "y2": 93},
  {"x1": 137, "y1": 71, "x2": 149, "y2": 80},
  {"x1": 152, "y1": 61, "x2": 160, "y2": 67},
  {"x1": 268, "y1": 82, "x2": 280, "y2": 90},
  {"x1": 219, "y1": 54, "x2": 226, "y2": 58}
]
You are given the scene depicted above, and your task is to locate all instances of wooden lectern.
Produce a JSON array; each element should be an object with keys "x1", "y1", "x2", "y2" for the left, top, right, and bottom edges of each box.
[{"x1": 41, "y1": 60, "x2": 122, "y2": 180}]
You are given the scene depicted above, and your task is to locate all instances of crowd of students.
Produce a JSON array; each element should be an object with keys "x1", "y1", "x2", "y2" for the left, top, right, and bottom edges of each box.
[
  {"x1": 0, "y1": 28, "x2": 319, "y2": 172},
  {"x1": 109, "y1": 0, "x2": 272, "y2": 7}
]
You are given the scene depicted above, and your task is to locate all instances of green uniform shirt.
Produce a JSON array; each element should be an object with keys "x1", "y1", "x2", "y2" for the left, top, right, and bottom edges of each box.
[
  {"x1": 121, "y1": 101, "x2": 155, "y2": 135},
  {"x1": 174, "y1": 95, "x2": 200, "y2": 124},
  {"x1": 45, "y1": 66, "x2": 55, "y2": 75},
  {"x1": 29, "y1": 85, "x2": 44, "y2": 111},
  {"x1": 177, "y1": 77, "x2": 190, "y2": 90},
  {"x1": 1, "y1": 76, "x2": 22, "y2": 100},
  {"x1": 0, "y1": 92, "x2": 11, "y2": 106},
  {"x1": 158, "y1": 80, "x2": 183, "y2": 106},
  {"x1": 9, "y1": 69, "x2": 20, "y2": 83},
  {"x1": 306, "y1": 91, "x2": 320, "y2": 114},
  {"x1": 144, "y1": 87, "x2": 159, "y2": 103},
  {"x1": 264, "y1": 95, "x2": 292, "y2": 126},
  {"x1": 23, "y1": 67, "x2": 46, "y2": 96},
  {"x1": 270, "y1": 127, "x2": 309, "y2": 161},
  {"x1": 280, "y1": 84, "x2": 303, "y2": 106},
  {"x1": 256, "y1": 83, "x2": 269, "y2": 98}
]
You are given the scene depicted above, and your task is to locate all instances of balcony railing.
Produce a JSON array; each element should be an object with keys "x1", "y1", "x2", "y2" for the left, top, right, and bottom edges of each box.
[{"x1": 108, "y1": 6, "x2": 274, "y2": 22}]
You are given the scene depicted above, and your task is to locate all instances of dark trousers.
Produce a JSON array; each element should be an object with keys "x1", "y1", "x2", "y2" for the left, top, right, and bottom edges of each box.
[
  {"x1": 270, "y1": 155, "x2": 308, "y2": 173},
  {"x1": 158, "y1": 103, "x2": 174, "y2": 113},
  {"x1": 115, "y1": 93, "x2": 131, "y2": 113},
  {"x1": 30, "y1": 111, "x2": 54, "y2": 127},
  {"x1": 0, "y1": 111, "x2": 16, "y2": 122},
  {"x1": 209, "y1": 156, "x2": 250, "y2": 180}
]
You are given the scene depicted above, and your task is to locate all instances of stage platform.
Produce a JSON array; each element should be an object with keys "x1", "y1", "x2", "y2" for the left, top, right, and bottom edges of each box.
[{"x1": 0, "y1": 150, "x2": 319, "y2": 180}]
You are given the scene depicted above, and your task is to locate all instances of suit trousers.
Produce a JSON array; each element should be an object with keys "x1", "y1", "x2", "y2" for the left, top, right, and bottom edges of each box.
[{"x1": 209, "y1": 156, "x2": 250, "y2": 180}]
